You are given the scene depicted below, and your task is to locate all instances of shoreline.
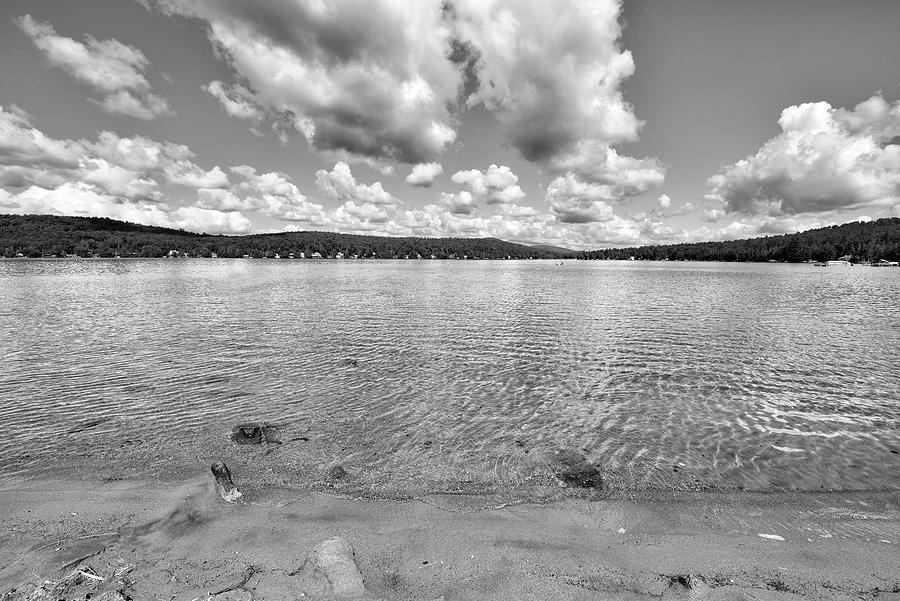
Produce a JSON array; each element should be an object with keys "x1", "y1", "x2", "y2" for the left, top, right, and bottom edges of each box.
[{"x1": 2, "y1": 475, "x2": 898, "y2": 600}]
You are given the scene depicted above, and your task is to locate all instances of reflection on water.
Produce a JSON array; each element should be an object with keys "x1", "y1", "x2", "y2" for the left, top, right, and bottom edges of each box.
[{"x1": 0, "y1": 259, "x2": 898, "y2": 497}]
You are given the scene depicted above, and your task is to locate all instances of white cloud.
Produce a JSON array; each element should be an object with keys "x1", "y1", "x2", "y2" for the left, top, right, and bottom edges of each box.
[
  {"x1": 195, "y1": 187, "x2": 250, "y2": 211},
  {"x1": 544, "y1": 142, "x2": 666, "y2": 188},
  {"x1": 205, "y1": 80, "x2": 263, "y2": 121},
  {"x1": 658, "y1": 194, "x2": 671, "y2": 209},
  {"x1": 453, "y1": 2, "x2": 638, "y2": 154},
  {"x1": 315, "y1": 162, "x2": 395, "y2": 205},
  {"x1": 686, "y1": 214, "x2": 833, "y2": 243},
  {"x1": 405, "y1": 162, "x2": 443, "y2": 187},
  {"x1": 144, "y1": 0, "x2": 660, "y2": 192},
  {"x1": 15, "y1": 15, "x2": 172, "y2": 120},
  {"x1": 3, "y1": 182, "x2": 250, "y2": 234},
  {"x1": 704, "y1": 208, "x2": 726, "y2": 222},
  {"x1": 165, "y1": 164, "x2": 229, "y2": 189},
  {"x1": 440, "y1": 190, "x2": 477, "y2": 216},
  {"x1": 170, "y1": 206, "x2": 251, "y2": 234},
  {"x1": 0, "y1": 105, "x2": 83, "y2": 168},
  {"x1": 146, "y1": 0, "x2": 460, "y2": 164},
  {"x1": 450, "y1": 0, "x2": 663, "y2": 192},
  {"x1": 0, "y1": 105, "x2": 254, "y2": 234},
  {"x1": 94, "y1": 89, "x2": 171, "y2": 121},
  {"x1": 88, "y1": 130, "x2": 190, "y2": 172},
  {"x1": 78, "y1": 158, "x2": 161, "y2": 201},
  {"x1": 451, "y1": 164, "x2": 526, "y2": 205},
  {"x1": 231, "y1": 165, "x2": 326, "y2": 222},
  {"x1": 545, "y1": 173, "x2": 618, "y2": 223},
  {"x1": 708, "y1": 94, "x2": 900, "y2": 216}
]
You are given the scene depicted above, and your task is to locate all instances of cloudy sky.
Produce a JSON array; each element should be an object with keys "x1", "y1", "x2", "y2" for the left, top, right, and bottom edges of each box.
[{"x1": 1, "y1": 0, "x2": 899, "y2": 249}]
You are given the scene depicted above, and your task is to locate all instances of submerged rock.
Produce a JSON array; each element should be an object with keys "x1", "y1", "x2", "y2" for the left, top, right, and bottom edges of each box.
[
  {"x1": 211, "y1": 461, "x2": 243, "y2": 503},
  {"x1": 327, "y1": 464, "x2": 348, "y2": 481},
  {"x1": 553, "y1": 450, "x2": 604, "y2": 489},
  {"x1": 296, "y1": 537, "x2": 367, "y2": 597},
  {"x1": 231, "y1": 423, "x2": 281, "y2": 445}
]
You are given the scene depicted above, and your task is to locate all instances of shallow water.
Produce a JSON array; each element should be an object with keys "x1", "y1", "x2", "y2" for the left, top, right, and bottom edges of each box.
[{"x1": 0, "y1": 259, "x2": 898, "y2": 497}]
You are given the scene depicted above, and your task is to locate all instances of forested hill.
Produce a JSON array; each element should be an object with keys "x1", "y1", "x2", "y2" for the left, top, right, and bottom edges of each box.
[
  {"x1": 581, "y1": 218, "x2": 900, "y2": 262},
  {"x1": 0, "y1": 214, "x2": 572, "y2": 259},
  {"x1": 3, "y1": 214, "x2": 899, "y2": 262}
]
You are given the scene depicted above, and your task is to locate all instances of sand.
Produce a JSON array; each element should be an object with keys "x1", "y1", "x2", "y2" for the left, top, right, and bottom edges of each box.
[{"x1": 1, "y1": 474, "x2": 899, "y2": 600}]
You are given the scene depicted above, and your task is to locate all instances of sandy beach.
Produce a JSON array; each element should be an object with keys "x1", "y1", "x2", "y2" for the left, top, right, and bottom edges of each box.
[{"x1": 2, "y1": 472, "x2": 898, "y2": 600}]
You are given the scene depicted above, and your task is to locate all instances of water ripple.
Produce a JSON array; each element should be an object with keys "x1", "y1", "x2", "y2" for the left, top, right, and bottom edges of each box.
[{"x1": 0, "y1": 259, "x2": 898, "y2": 497}]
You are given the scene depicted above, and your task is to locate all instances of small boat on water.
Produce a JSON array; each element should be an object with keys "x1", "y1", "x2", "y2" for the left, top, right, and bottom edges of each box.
[{"x1": 825, "y1": 260, "x2": 851, "y2": 267}]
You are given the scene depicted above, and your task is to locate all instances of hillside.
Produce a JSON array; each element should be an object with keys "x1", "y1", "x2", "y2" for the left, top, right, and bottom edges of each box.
[
  {"x1": 581, "y1": 218, "x2": 900, "y2": 262},
  {"x1": 3, "y1": 214, "x2": 898, "y2": 262},
  {"x1": 0, "y1": 214, "x2": 573, "y2": 259}
]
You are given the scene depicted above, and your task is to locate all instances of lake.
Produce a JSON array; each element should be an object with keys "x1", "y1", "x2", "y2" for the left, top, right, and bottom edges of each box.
[{"x1": 0, "y1": 259, "x2": 898, "y2": 499}]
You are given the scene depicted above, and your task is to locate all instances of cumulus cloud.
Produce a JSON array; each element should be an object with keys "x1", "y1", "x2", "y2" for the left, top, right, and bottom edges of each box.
[
  {"x1": 78, "y1": 158, "x2": 161, "y2": 201},
  {"x1": 315, "y1": 162, "x2": 394, "y2": 205},
  {"x1": 166, "y1": 164, "x2": 229, "y2": 189},
  {"x1": 14, "y1": 15, "x2": 172, "y2": 120},
  {"x1": 449, "y1": 0, "x2": 664, "y2": 197},
  {"x1": 0, "y1": 105, "x2": 252, "y2": 233},
  {"x1": 312, "y1": 162, "x2": 404, "y2": 231},
  {"x1": 451, "y1": 164, "x2": 525, "y2": 204},
  {"x1": 143, "y1": 0, "x2": 661, "y2": 194},
  {"x1": 169, "y1": 206, "x2": 251, "y2": 234},
  {"x1": 684, "y1": 214, "x2": 834, "y2": 244},
  {"x1": 405, "y1": 162, "x2": 443, "y2": 187},
  {"x1": 708, "y1": 94, "x2": 900, "y2": 216},
  {"x1": 545, "y1": 173, "x2": 618, "y2": 223},
  {"x1": 440, "y1": 190, "x2": 477, "y2": 216},
  {"x1": 0, "y1": 105, "x2": 83, "y2": 169},
  {"x1": 4, "y1": 182, "x2": 250, "y2": 234},
  {"x1": 205, "y1": 80, "x2": 263, "y2": 121},
  {"x1": 145, "y1": 0, "x2": 460, "y2": 164},
  {"x1": 450, "y1": 2, "x2": 640, "y2": 153},
  {"x1": 658, "y1": 194, "x2": 671, "y2": 209},
  {"x1": 230, "y1": 165, "x2": 326, "y2": 223},
  {"x1": 195, "y1": 187, "x2": 250, "y2": 212}
]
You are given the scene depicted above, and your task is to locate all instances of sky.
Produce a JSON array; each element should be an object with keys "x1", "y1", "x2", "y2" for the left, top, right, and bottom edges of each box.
[{"x1": 1, "y1": 0, "x2": 899, "y2": 249}]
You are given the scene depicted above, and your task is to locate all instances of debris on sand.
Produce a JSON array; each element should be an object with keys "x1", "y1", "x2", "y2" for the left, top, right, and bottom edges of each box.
[
  {"x1": 211, "y1": 462, "x2": 243, "y2": 503},
  {"x1": 293, "y1": 537, "x2": 367, "y2": 597}
]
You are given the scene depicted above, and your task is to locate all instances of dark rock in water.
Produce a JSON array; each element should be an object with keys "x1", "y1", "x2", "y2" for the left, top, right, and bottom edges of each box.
[
  {"x1": 211, "y1": 461, "x2": 242, "y2": 503},
  {"x1": 232, "y1": 425, "x2": 262, "y2": 444},
  {"x1": 231, "y1": 423, "x2": 281, "y2": 445},
  {"x1": 342, "y1": 358, "x2": 359, "y2": 367},
  {"x1": 553, "y1": 450, "x2": 604, "y2": 489},
  {"x1": 326, "y1": 465, "x2": 348, "y2": 480}
]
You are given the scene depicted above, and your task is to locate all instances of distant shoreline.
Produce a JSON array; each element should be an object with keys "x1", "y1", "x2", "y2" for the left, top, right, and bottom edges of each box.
[{"x1": 3, "y1": 214, "x2": 899, "y2": 262}]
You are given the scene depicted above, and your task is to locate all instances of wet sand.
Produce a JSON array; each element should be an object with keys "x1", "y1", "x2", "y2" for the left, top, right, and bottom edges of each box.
[{"x1": 1, "y1": 475, "x2": 899, "y2": 600}]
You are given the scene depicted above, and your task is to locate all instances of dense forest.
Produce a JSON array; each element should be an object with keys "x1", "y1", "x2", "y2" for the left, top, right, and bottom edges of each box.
[
  {"x1": 0, "y1": 214, "x2": 571, "y2": 259},
  {"x1": 580, "y1": 218, "x2": 900, "y2": 263},
  {"x1": 1, "y1": 214, "x2": 898, "y2": 262}
]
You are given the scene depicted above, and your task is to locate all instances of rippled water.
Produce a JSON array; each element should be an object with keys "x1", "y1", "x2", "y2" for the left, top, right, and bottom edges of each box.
[{"x1": 0, "y1": 259, "x2": 898, "y2": 498}]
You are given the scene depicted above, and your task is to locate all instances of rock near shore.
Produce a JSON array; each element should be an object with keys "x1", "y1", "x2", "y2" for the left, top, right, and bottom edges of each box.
[{"x1": 295, "y1": 537, "x2": 367, "y2": 598}]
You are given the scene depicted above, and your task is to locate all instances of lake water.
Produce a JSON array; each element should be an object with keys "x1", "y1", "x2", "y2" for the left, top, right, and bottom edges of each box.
[{"x1": 0, "y1": 259, "x2": 898, "y2": 499}]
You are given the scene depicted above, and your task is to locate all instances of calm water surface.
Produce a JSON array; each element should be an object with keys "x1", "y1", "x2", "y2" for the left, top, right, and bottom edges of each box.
[{"x1": 0, "y1": 259, "x2": 898, "y2": 498}]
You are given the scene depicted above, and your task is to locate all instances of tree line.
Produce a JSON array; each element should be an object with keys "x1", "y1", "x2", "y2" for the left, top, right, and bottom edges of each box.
[
  {"x1": 0, "y1": 214, "x2": 570, "y2": 259},
  {"x1": 579, "y1": 218, "x2": 900, "y2": 263},
  {"x1": 2, "y1": 214, "x2": 898, "y2": 262}
]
